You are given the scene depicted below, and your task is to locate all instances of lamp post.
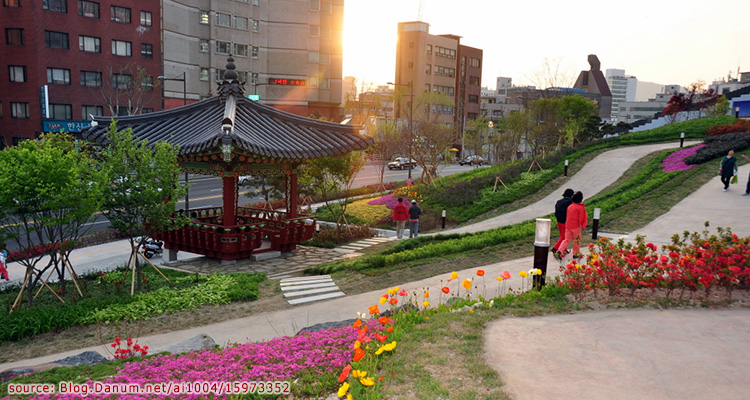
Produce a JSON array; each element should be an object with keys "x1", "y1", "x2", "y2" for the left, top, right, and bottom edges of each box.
[
  {"x1": 388, "y1": 81, "x2": 414, "y2": 179},
  {"x1": 533, "y1": 218, "x2": 551, "y2": 290},
  {"x1": 157, "y1": 72, "x2": 189, "y2": 209}
]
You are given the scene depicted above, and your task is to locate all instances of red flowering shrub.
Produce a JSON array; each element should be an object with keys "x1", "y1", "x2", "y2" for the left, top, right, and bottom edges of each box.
[{"x1": 706, "y1": 119, "x2": 750, "y2": 136}]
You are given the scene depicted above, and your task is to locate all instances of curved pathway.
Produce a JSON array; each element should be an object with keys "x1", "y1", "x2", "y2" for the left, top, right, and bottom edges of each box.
[{"x1": 441, "y1": 141, "x2": 698, "y2": 234}]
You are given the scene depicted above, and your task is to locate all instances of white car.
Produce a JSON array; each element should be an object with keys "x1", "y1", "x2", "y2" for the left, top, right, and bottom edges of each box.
[{"x1": 238, "y1": 175, "x2": 251, "y2": 185}]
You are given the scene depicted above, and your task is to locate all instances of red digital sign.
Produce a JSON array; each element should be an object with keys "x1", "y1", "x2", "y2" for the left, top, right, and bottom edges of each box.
[{"x1": 268, "y1": 78, "x2": 306, "y2": 86}]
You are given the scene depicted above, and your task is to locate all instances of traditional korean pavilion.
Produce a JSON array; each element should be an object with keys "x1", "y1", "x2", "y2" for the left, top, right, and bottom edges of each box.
[{"x1": 82, "y1": 56, "x2": 372, "y2": 261}]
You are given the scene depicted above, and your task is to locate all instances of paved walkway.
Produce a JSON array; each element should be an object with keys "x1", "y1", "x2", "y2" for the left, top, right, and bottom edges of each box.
[{"x1": 3, "y1": 141, "x2": 750, "y2": 399}]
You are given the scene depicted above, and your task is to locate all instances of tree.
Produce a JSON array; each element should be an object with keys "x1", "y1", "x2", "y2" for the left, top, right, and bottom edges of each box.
[
  {"x1": 299, "y1": 151, "x2": 365, "y2": 233},
  {"x1": 463, "y1": 117, "x2": 491, "y2": 158},
  {"x1": 99, "y1": 121, "x2": 186, "y2": 293},
  {"x1": 90, "y1": 63, "x2": 160, "y2": 117},
  {"x1": 0, "y1": 133, "x2": 106, "y2": 308},
  {"x1": 661, "y1": 81, "x2": 718, "y2": 124},
  {"x1": 243, "y1": 174, "x2": 286, "y2": 210},
  {"x1": 526, "y1": 57, "x2": 576, "y2": 93},
  {"x1": 409, "y1": 91, "x2": 458, "y2": 183},
  {"x1": 706, "y1": 95, "x2": 730, "y2": 118},
  {"x1": 366, "y1": 118, "x2": 403, "y2": 190}
]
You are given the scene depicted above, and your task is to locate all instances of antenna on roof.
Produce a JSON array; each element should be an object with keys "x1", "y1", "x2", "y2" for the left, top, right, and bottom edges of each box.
[{"x1": 417, "y1": 0, "x2": 424, "y2": 21}]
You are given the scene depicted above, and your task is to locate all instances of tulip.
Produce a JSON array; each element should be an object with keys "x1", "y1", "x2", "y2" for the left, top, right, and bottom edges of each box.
[
  {"x1": 450, "y1": 271, "x2": 458, "y2": 280},
  {"x1": 442, "y1": 286, "x2": 450, "y2": 294},
  {"x1": 519, "y1": 270, "x2": 528, "y2": 278},
  {"x1": 462, "y1": 279, "x2": 472, "y2": 290},
  {"x1": 337, "y1": 382, "x2": 350, "y2": 397},
  {"x1": 476, "y1": 269, "x2": 485, "y2": 276}
]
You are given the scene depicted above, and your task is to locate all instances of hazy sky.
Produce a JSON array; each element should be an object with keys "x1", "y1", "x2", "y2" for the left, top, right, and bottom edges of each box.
[{"x1": 343, "y1": 0, "x2": 750, "y2": 90}]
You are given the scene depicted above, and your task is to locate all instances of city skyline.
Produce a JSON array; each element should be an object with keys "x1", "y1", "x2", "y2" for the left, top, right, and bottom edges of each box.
[{"x1": 343, "y1": 0, "x2": 750, "y2": 90}]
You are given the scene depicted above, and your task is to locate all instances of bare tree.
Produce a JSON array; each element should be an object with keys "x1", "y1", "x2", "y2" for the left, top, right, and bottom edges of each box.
[
  {"x1": 90, "y1": 63, "x2": 160, "y2": 116},
  {"x1": 525, "y1": 57, "x2": 576, "y2": 94}
]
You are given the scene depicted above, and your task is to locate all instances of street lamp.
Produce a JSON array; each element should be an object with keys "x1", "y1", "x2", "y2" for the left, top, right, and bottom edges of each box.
[
  {"x1": 157, "y1": 72, "x2": 189, "y2": 209},
  {"x1": 388, "y1": 81, "x2": 414, "y2": 179}
]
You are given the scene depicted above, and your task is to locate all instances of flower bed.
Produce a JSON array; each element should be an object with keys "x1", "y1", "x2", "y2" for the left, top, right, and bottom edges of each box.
[{"x1": 661, "y1": 144, "x2": 705, "y2": 172}]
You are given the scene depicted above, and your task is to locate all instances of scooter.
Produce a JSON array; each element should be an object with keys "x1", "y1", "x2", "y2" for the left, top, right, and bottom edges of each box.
[{"x1": 139, "y1": 237, "x2": 164, "y2": 259}]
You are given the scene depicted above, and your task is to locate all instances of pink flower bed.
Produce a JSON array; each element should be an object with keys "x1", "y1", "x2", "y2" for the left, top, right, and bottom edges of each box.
[
  {"x1": 368, "y1": 194, "x2": 410, "y2": 210},
  {"x1": 661, "y1": 144, "x2": 705, "y2": 172}
]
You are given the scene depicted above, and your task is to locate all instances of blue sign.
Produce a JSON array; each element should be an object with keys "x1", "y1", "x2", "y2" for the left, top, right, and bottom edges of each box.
[
  {"x1": 43, "y1": 120, "x2": 92, "y2": 133},
  {"x1": 247, "y1": 94, "x2": 260, "y2": 101}
]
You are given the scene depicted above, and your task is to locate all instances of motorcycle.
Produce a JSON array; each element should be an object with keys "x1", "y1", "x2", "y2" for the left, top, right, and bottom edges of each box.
[{"x1": 138, "y1": 237, "x2": 164, "y2": 259}]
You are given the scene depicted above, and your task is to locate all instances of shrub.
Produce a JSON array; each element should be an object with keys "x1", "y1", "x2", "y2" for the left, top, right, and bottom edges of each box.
[
  {"x1": 684, "y1": 132, "x2": 750, "y2": 165},
  {"x1": 706, "y1": 119, "x2": 750, "y2": 136}
]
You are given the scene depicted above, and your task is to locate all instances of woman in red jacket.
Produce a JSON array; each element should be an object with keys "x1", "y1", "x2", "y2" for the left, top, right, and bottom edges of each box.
[
  {"x1": 558, "y1": 191, "x2": 588, "y2": 259},
  {"x1": 392, "y1": 197, "x2": 410, "y2": 239}
]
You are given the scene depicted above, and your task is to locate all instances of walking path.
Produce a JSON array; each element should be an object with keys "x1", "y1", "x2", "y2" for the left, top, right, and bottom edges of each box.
[{"x1": 3, "y1": 141, "x2": 750, "y2": 399}]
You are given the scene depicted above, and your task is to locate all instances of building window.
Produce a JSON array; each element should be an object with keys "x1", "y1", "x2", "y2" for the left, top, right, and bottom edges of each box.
[
  {"x1": 141, "y1": 76, "x2": 153, "y2": 91},
  {"x1": 113, "y1": 107, "x2": 129, "y2": 116},
  {"x1": 199, "y1": 10, "x2": 209, "y2": 24},
  {"x1": 215, "y1": 69, "x2": 226, "y2": 81},
  {"x1": 425, "y1": 64, "x2": 431, "y2": 74},
  {"x1": 112, "y1": 73, "x2": 131, "y2": 89},
  {"x1": 8, "y1": 65, "x2": 26, "y2": 82},
  {"x1": 253, "y1": 0, "x2": 258, "y2": 5},
  {"x1": 43, "y1": 0, "x2": 67, "y2": 12},
  {"x1": 310, "y1": 25, "x2": 320, "y2": 37},
  {"x1": 308, "y1": 51, "x2": 319, "y2": 63},
  {"x1": 140, "y1": 10, "x2": 151, "y2": 26},
  {"x1": 112, "y1": 40, "x2": 131, "y2": 56},
  {"x1": 433, "y1": 85, "x2": 454, "y2": 96},
  {"x1": 82, "y1": 105, "x2": 103, "y2": 119},
  {"x1": 234, "y1": 43, "x2": 248, "y2": 57},
  {"x1": 199, "y1": 39, "x2": 209, "y2": 52},
  {"x1": 111, "y1": 5, "x2": 130, "y2": 22},
  {"x1": 319, "y1": 78, "x2": 329, "y2": 89},
  {"x1": 140, "y1": 43, "x2": 152, "y2": 58},
  {"x1": 252, "y1": 19, "x2": 259, "y2": 32},
  {"x1": 45, "y1": 31, "x2": 69, "y2": 49},
  {"x1": 434, "y1": 66, "x2": 455, "y2": 77},
  {"x1": 469, "y1": 76, "x2": 480, "y2": 86},
  {"x1": 468, "y1": 94, "x2": 479, "y2": 104},
  {"x1": 78, "y1": 0, "x2": 99, "y2": 17},
  {"x1": 215, "y1": 40, "x2": 230, "y2": 54},
  {"x1": 470, "y1": 57, "x2": 481, "y2": 68},
  {"x1": 50, "y1": 104, "x2": 72, "y2": 120},
  {"x1": 81, "y1": 70, "x2": 102, "y2": 87},
  {"x1": 200, "y1": 68, "x2": 209, "y2": 81},
  {"x1": 11, "y1": 102, "x2": 29, "y2": 118},
  {"x1": 78, "y1": 35, "x2": 100, "y2": 52},
  {"x1": 234, "y1": 16, "x2": 248, "y2": 30},
  {"x1": 426, "y1": 44, "x2": 432, "y2": 55},
  {"x1": 47, "y1": 67, "x2": 70, "y2": 85},
  {"x1": 6, "y1": 28, "x2": 24, "y2": 45},
  {"x1": 309, "y1": 0, "x2": 320, "y2": 11},
  {"x1": 435, "y1": 46, "x2": 456, "y2": 59},
  {"x1": 237, "y1": 71, "x2": 247, "y2": 82},
  {"x1": 141, "y1": 108, "x2": 153, "y2": 114},
  {"x1": 309, "y1": 76, "x2": 318, "y2": 87},
  {"x1": 4, "y1": 0, "x2": 22, "y2": 6},
  {"x1": 215, "y1": 12, "x2": 230, "y2": 27},
  {"x1": 425, "y1": 84, "x2": 430, "y2": 92},
  {"x1": 251, "y1": 46, "x2": 259, "y2": 58},
  {"x1": 431, "y1": 104, "x2": 453, "y2": 115},
  {"x1": 251, "y1": 72, "x2": 258, "y2": 84}
]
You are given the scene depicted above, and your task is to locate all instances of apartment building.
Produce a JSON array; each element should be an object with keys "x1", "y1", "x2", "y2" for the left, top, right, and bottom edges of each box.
[
  {"x1": 394, "y1": 21, "x2": 483, "y2": 131},
  {"x1": 605, "y1": 69, "x2": 637, "y2": 121},
  {"x1": 0, "y1": 0, "x2": 162, "y2": 146},
  {"x1": 162, "y1": 0, "x2": 344, "y2": 120}
]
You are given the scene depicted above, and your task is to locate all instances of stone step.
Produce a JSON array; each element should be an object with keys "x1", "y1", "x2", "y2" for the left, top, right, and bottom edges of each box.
[
  {"x1": 279, "y1": 274, "x2": 331, "y2": 283},
  {"x1": 287, "y1": 291, "x2": 346, "y2": 305},
  {"x1": 283, "y1": 286, "x2": 341, "y2": 298},
  {"x1": 280, "y1": 281, "x2": 336, "y2": 290}
]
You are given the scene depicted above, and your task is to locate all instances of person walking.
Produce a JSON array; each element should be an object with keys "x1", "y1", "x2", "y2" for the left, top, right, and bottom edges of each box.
[
  {"x1": 408, "y1": 200, "x2": 422, "y2": 238},
  {"x1": 741, "y1": 154, "x2": 750, "y2": 196},
  {"x1": 0, "y1": 247, "x2": 9, "y2": 281},
  {"x1": 557, "y1": 191, "x2": 588, "y2": 259},
  {"x1": 551, "y1": 188, "x2": 575, "y2": 260},
  {"x1": 392, "y1": 197, "x2": 410, "y2": 239},
  {"x1": 719, "y1": 149, "x2": 738, "y2": 192}
]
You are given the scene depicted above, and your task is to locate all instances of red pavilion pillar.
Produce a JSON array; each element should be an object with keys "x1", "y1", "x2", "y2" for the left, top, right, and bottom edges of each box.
[
  {"x1": 286, "y1": 168, "x2": 298, "y2": 219},
  {"x1": 222, "y1": 171, "x2": 237, "y2": 226}
]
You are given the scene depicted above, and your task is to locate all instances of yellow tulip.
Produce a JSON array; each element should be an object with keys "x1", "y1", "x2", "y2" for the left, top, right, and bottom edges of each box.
[
  {"x1": 352, "y1": 369, "x2": 367, "y2": 378},
  {"x1": 337, "y1": 382, "x2": 350, "y2": 397},
  {"x1": 359, "y1": 377, "x2": 375, "y2": 386},
  {"x1": 379, "y1": 296, "x2": 387, "y2": 305},
  {"x1": 422, "y1": 301, "x2": 430, "y2": 307},
  {"x1": 496, "y1": 277, "x2": 503, "y2": 281},
  {"x1": 534, "y1": 269, "x2": 542, "y2": 275},
  {"x1": 519, "y1": 270, "x2": 528, "y2": 278},
  {"x1": 450, "y1": 271, "x2": 458, "y2": 280},
  {"x1": 353, "y1": 340, "x2": 361, "y2": 350}
]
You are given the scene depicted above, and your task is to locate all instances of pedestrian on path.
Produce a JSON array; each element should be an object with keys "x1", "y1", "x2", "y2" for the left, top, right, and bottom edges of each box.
[
  {"x1": 392, "y1": 197, "x2": 410, "y2": 239},
  {"x1": 557, "y1": 191, "x2": 588, "y2": 259},
  {"x1": 719, "y1": 149, "x2": 738, "y2": 192},
  {"x1": 408, "y1": 200, "x2": 421, "y2": 238},
  {"x1": 0, "y1": 246, "x2": 9, "y2": 281},
  {"x1": 741, "y1": 154, "x2": 750, "y2": 196},
  {"x1": 552, "y1": 188, "x2": 575, "y2": 259}
]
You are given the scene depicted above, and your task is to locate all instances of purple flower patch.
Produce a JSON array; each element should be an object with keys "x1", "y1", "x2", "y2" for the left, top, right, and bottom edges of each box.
[
  {"x1": 661, "y1": 144, "x2": 705, "y2": 172},
  {"x1": 368, "y1": 194, "x2": 410, "y2": 210}
]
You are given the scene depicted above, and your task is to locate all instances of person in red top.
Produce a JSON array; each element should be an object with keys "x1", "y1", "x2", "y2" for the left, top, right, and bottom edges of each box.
[
  {"x1": 557, "y1": 191, "x2": 588, "y2": 259},
  {"x1": 392, "y1": 197, "x2": 410, "y2": 239}
]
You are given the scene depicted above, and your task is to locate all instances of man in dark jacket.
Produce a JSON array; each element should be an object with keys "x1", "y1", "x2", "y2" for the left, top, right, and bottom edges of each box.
[
  {"x1": 552, "y1": 188, "x2": 574, "y2": 259},
  {"x1": 408, "y1": 200, "x2": 422, "y2": 238}
]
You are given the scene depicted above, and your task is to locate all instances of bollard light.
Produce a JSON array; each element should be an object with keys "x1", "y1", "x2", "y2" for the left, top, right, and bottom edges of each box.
[
  {"x1": 592, "y1": 208, "x2": 601, "y2": 239},
  {"x1": 441, "y1": 209, "x2": 447, "y2": 229},
  {"x1": 736, "y1": 107, "x2": 741, "y2": 118},
  {"x1": 533, "y1": 218, "x2": 551, "y2": 290},
  {"x1": 593, "y1": 208, "x2": 601, "y2": 219},
  {"x1": 680, "y1": 132, "x2": 685, "y2": 148},
  {"x1": 564, "y1": 159, "x2": 569, "y2": 177}
]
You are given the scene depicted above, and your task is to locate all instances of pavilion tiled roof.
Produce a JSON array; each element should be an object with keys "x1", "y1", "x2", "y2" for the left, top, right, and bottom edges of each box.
[{"x1": 82, "y1": 57, "x2": 371, "y2": 160}]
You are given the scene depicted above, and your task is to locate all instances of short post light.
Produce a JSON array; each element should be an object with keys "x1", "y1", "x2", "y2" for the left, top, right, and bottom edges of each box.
[
  {"x1": 441, "y1": 210, "x2": 447, "y2": 229},
  {"x1": 533, "y1": 218, "x2": 552, "y2": 290},
  {"x1": 564, "y1": 159, "x2": 569, "y2": 177},
  {"x1": 736, "y1": 107, "x2": 741, "y2": 119},
  {"x1": 680, "y1": 132, "x2": 685, "y2": 148},
  {"x1": 592, "y1": 208, "x2": 601, "y2": 239}
]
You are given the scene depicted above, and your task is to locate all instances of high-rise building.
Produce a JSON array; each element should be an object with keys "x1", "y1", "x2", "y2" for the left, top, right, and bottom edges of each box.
[
  {"x1": 0, "y1": 0, "x2": 163, "y2": 147},
  {"x1": 161, "y1": 0, "x2": 345, "y2": 120},
  {"x1": 394, "y1": 21, "x2": 483, "y2": 132},
  {"x1": 605, "y1": 69, "x2": 637, "y2": 121}
]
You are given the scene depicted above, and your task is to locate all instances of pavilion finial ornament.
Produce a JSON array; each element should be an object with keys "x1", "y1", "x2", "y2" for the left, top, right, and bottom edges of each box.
[
  {"x1": 223, "y1": 55, "x2": 239, "y2": 81},
  {"x1": 217, "y1": 55, "x2": 245, "y2": 99}
]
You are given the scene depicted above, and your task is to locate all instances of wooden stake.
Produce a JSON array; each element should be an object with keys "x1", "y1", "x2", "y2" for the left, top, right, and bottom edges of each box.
[
  {"x1": 130, "y1": 249, "x2": 137, "y2": 296},
  {"x1": 137, "y1": 251, "x2": 170, "y2": 282},
  {"x1": 10, "y1": 270, "x2": 32, "y2": 313},
  {"x1": 34, "y1": 266, "x2": 58, "y2": 300},
  {"x1": 65, "y1": 255, "x2": 84, "y2": 297}
]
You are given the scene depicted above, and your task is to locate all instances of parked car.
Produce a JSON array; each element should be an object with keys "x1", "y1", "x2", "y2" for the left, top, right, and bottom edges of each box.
[
  {"x1": 238, "y1": 175, "x2": 251, "y2": 185},
  {"x1": 387, "y1": 157, "x2": 418, "y2": 170},
  {"x1": 459, "y1": 155, "x2": 485, "y2": 166}
]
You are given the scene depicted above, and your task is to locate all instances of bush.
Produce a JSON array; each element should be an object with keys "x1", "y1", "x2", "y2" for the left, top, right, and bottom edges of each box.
[
  {"x1": 684, "y1": 132, "x2": 750, "y2": 165},
  {"x1": 300, "y1": 224, "x2": 377, "y2": 248},
  {"x1": 706, "y1": 119, "x2": 750, "y2": 136}
]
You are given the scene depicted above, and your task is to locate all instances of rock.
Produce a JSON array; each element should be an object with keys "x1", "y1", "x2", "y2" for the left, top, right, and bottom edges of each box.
[
  {"x1": 53, "y1": 351, "x2": 107, "y2": 366},
  {"x1": 164, "y1": 333, "x2": 216, "y2": 354},
  {"x1": 297, "y1": 319, "x2": 357, "y2": 333}
]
